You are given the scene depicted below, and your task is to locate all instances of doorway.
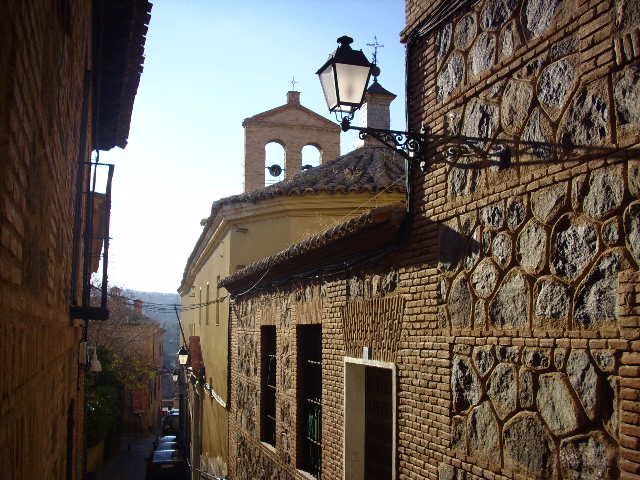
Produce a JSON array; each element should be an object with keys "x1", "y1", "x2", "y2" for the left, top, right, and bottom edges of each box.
[{"x1": 344, "y1": 359, "x2": 396, "y2": 480}]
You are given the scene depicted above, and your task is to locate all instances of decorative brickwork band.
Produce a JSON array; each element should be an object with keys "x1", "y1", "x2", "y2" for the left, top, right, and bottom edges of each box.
[{"x1": 342, "y1": 296, "x2": 405, "y2": 362}]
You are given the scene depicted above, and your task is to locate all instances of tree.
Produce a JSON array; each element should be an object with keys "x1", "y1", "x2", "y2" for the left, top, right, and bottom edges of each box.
[
  {"x1": 86, "y1": 286, "x2": 166, "y2": 440},
  {"x1": 85, "y1": 348, "x2": 122, "y2": 448}
]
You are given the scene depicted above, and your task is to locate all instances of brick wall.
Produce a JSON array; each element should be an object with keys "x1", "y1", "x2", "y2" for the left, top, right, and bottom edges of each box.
[
  {"x1": 243, "y1": 93, "x2": 340, "y2": 193},
  {"x1": 399, "y1": 0, "x2": 640, "y2": 478},
  {"x1": 0, "y1": 1, "x2": 92, "y2": 479},
  {"x1": 228, "y1": 269, "x2": 403, "y2": 480},
  {"x1": 226, "y1": 1, "x2": 640, "y2": 479}
]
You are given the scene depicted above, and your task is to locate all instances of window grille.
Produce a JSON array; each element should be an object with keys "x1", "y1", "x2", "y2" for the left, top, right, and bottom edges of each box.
[
  {"x1": 298, "y1": 325, "x2": 322, "y2": 478},
  {"x1": 261, "y1": 326, "x2": 277, "y2": 446}
]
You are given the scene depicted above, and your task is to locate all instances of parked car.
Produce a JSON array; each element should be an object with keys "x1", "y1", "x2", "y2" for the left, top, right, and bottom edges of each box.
[
  {"x1": 153, "y1": 435, "x2": 178, "y2": 451},
  {"x1": 146, "y1": 449, "x2": 188, "y2": 480},
  {"x1": 161, "y1": 413, "x2": 179, "y2": 435}
]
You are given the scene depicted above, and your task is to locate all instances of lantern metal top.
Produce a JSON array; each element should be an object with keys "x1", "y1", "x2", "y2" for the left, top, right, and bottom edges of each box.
[{"x1": 315, "y1": 36, "x2": 373, "y2": 74}]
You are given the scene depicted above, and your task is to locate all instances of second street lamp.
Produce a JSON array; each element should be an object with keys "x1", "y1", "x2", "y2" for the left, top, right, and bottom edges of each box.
[{"x1": 177, "y1": 346, "x2": 189, "y2": 366}]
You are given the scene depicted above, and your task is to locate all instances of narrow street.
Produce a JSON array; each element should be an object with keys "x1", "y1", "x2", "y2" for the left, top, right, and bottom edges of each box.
[{"x1": 96, "y1": 434, "x2": 156, "y2": 480}]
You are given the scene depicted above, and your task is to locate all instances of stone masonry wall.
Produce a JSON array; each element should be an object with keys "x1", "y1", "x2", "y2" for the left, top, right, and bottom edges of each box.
[
  {"x1": 228, "y1": 1, "x2": 640, "y2": 479},
  {"x1": 228, "y1": 270, "x2": 402, "y2": 480},
  {"x1": 0, "y1": 2, "x2": 91, "y2": 479},
  {"x1": 400, "y1": 0, "x2": 640, "y2": 479}
]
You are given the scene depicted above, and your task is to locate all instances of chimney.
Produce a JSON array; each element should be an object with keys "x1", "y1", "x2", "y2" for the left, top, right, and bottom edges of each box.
[
  {"x1": 355, "y1": 80, "x2": 396, "y2": 148},
  {"x1": 133, "y1": 299, "x2": 144, "y2": 314},
  {"x1": 287, "y1": 90, "x2": 300, "y2": 105}
]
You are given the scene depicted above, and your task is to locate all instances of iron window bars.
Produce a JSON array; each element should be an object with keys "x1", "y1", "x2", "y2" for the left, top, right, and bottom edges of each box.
[
  {"x1": 299, "y1": 325, "x2": 322, "y2": 478},
  {"x1": 261, "y1": 326, "x2": 277, "y2": 446}
]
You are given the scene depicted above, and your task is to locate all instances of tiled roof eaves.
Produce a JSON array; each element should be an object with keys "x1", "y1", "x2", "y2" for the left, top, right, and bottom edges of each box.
[
  {"x1": 94, "y1": 0, "x2": 152, "y2": 150},
  {"x1": 220, "y1": 203, "x2": 405, "y2": 290}
]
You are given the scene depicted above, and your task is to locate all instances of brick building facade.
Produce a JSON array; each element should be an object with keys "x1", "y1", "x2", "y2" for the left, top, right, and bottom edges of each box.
[
  {"x1": 221, "y1": 0, "x2": 640, "y2": 479},
  {"x1": 0, "y1": 1, "x2": 150, "y2": 479},
  {"x1": 180, "y1": 86, "x2": 405, "y2": 478}
]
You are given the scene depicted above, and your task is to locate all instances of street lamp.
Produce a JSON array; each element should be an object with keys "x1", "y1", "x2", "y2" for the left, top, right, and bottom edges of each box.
[
  {"x1": 316, "y1": 36, "x2": 511, "y2": 174},
  {"x1": 316, "y1": 35, "x2": 377, "y2": 116},
  {"x1": 172, "y1": 370, "x2": 179, "y2": 382},
  {"x1": 177, "y1": 346, "x2": 189, "y2": 366},
  {"x1": 88, "y1": 346, "x2": 102, "y2": 373}
]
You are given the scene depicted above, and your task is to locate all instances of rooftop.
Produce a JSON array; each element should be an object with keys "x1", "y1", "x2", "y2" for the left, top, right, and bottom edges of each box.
[
  {"x1": 220, "y1": 203, "x2": 406, "y2": 291},
  {"x1": 179, "y1": 146, "x2": 406, "y2": 292}
]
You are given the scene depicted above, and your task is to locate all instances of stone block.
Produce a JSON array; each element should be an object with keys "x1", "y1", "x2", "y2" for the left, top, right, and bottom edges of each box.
[
  {"x1": 455, "y1": 13, "x2": 478, "y2": 50},
  {"x1": 472, "y1": 345, "x2": 496, "y2": 377},
  {"x1": 487, "y1": 362, "x2": 517, "y2": 419},
  {"x1": 566, "y1": 349, "x2": 601, "y2": 420},
  {"x1": 536, "y1": 372, "x2": 585, "y2": 436},
  {"x1": 583, "y1": 166, "x2": 625, "y2": 220},
  {"x1": 530, "y1": 183, "x2": 568, "y2": 225},
  {"x1": 533, "y1": 276, "x2": 570, "y2": 329},
  {"x1": 558, "y1": 81, "x2": 610, "y2": 148},
  {"x1": 550, "y1": 213, "x2": 599, "y2": 280},
  {"x1": 470, "y1": 33, "x2": 497, "y2": 75},
  {"x1": 537, "y1": 56, "x2": 579, "y2": 120},
  {"x1": 503, "y1": 411, "x2": 556, "y2": 477},
  {"x1": 559, "y1": 431, "x2": 617, "y2": 479},
  {"x1": 489, "y1": 268, "x2": 531, "y2": 329},
  {"x1": 522, "y1": 347, "x2": 552, "y2": 370},
  {"x1": 575, "y1": 248, "x2": 633, "y2": 329},
  {"x1": 467, "y1": 401, "x2": 501, "y2": 464},
  {"x1": 481, "y1": 0, "x2": 518, "y2": 30},
  {"x1": 492, "y1": 231, "x2": 513, "y2": 269},
  {"x1": 516, "y1": 219, "x2": 548, "y2": 274},
  {"x1": 451, "y1": 355, "x2": 482, "y2": 412},
  {"x1": 471, "y1": 258, "x2": 500, "y2": 298}
]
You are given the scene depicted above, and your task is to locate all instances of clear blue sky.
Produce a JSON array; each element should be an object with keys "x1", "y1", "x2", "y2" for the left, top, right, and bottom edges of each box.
[{"x1": 100, "y1": 0, "x2": 407, "y2": 293}]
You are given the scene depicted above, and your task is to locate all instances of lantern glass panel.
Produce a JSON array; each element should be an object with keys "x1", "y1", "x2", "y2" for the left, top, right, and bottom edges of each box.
[
  {"x1": 319, "y1": 64, "x2": 337, "y2": 111},
  {"x1": 335, "y1": 63, "x2": 370, "y2": 106}
]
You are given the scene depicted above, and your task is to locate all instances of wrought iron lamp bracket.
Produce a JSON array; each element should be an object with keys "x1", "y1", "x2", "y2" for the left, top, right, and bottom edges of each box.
[
  {"x1": 340, "y1": 116, "x2": 512, "y2": 173},
  {"x1": 341, "y1": 116, "x2": 425, "y2": 166}
]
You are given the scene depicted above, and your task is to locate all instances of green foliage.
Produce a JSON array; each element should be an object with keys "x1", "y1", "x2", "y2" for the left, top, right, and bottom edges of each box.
[
  {"x1": 110, "y1": 351, "x2": 157, "y2": 391},
  {"x1": 85, "y1": 348, "x2": 123, "y2": 448}
]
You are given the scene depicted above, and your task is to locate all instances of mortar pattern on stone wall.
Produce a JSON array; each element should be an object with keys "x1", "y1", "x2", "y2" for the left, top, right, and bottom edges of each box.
[
  {"x1": 449, "y1": 343, "x2": 619, "y2": 478},
  {"x1": 228, "y1": 2, "x2": 640, "y2": 479},
  {"x1": 401, "y1": 0, "x2": 640, "y2": 479},
  {"x1": 440, "y1": 168, "x2": 640, "y2": 335},
  {"x1": 235, "y1": 433, "x2": 292, "y2": 480}
]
